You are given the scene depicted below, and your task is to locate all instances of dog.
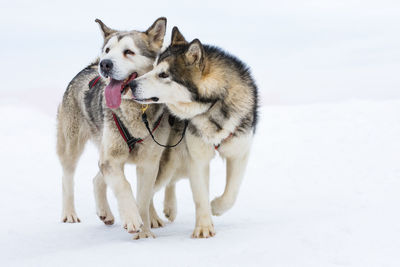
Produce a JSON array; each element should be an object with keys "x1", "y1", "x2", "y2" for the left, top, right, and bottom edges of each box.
[
  {"x1": 127, "y1": 27, "x2": 259, "y2": 238},
  {"x1": 57, "y1": 17, "x2": 169, "y2": 239}
]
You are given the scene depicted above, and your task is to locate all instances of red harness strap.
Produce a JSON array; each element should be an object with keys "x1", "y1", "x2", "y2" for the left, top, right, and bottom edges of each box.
[
  {"x1": 112, "y1": 113, "x2": 129, "y2": 144},
  {"x1": 89, "y1": 76, "x2": 101, "y2": 88}
]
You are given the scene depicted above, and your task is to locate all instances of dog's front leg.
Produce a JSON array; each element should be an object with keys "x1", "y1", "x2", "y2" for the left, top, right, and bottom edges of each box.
[
  {"x1": 134, "y1": 163, "x2": 160, "y2": 239},
  {"x1": 99, "y1": 157, "x2": 143, "y2": 234},
  {"x1": 189, "y1": 162, "x2": 215, "y2": 238}
]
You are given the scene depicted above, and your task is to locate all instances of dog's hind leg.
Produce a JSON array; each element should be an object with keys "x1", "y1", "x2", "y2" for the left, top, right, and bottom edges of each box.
[
  {"x1": 149, "y1": 199, "x2": 165, "y2": 228},
  {"x1": 211, "y1": 136, "x2": 252, "y2": 216},
  {"x1": 149, "y1": 182, "x2": 178, "y2": 227},
  {"x1": 93, "y1": 171, "x2": 114, "y2": 225},
  {"x1": 151, "y1": 149, "x2": 179, "y2": 224},
  {"x1": 57, "y1": 107, "x2": 88, "y2": 223},
  {"x1": 163, "y1": 183, "x2": 177, "y2": 222}
]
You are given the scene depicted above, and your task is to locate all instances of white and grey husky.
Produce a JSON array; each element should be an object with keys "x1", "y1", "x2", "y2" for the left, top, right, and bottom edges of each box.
[{"x1": 57, "y1": 17, "x2": 171, "y2": 239}]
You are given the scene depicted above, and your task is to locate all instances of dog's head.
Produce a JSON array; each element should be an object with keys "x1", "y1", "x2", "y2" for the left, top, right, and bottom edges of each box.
[
  {"x1": 127, "y1": 27, "x2": 208, "y2": 106},
  {"x1": 96, "y1": 17, "x2": 167, "y2": 109}
]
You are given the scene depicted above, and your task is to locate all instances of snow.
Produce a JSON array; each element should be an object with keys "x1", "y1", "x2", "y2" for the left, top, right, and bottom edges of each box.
[
  {"x1": 1, "y1": 0, "x2": 400, "y2": 265},
  {"x1": 1, "y1": 100, "x2": 399, "y2": 267}
]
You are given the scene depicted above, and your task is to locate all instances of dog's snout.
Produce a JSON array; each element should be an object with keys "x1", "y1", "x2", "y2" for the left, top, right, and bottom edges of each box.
[
  {"x1": 129, "y1": 81, "x2": 138, "y2": 95},
  {"x1": 100, "y1": 59, "x2": 113, "y2": 73}
]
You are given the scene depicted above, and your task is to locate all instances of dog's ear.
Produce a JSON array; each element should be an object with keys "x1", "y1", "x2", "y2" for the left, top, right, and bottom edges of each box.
[
  {"x1": 145, "y1": 17, "x2": 167, "y2": 50},
  {"x1": 171, "y1": 27, "x2": 187, "y2": 46},
  {"x1": 95, "y1": 19, "x2": 116, "y2": 39},
  {"x1": 185, "y1": 39, "x2": 204, "y2": 68}
]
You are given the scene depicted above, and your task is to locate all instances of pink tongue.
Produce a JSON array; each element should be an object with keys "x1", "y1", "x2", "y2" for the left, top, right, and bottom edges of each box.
[{"x1": 105, "y1": 79, "x2": 123, "y2": 109}]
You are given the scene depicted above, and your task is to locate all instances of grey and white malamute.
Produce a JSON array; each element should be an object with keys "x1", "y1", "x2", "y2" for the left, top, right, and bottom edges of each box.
[
  {"x1": 128, "y1": 27, "x2": 259, "y2": 238},
  {"x1": 57, "y1": 18, "x2": 169, "y2": 239}
]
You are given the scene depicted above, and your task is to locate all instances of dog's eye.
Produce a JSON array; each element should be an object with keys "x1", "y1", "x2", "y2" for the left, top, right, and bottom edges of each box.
[
  {"x1": 159, "y1": 72, "x2": 169, "y2": 78},
  {"x1": 124, "y1": 49, "x2": 135, "y2": 56},
  {"x1": 105, "y1": 48, "x2": 110, "y2": 53}
]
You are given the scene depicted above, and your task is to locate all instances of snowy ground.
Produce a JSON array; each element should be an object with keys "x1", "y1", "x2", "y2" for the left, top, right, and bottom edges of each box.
[
  {"x1": 1, "y1": 100, "x2": 399, "y2": 267},
  {"x1": 1, "y1": 1, "x2": 400, "y2": 265}
]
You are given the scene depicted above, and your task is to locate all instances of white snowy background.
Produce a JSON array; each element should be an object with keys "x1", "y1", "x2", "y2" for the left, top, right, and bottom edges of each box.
[{"x1": 1, "y1": 0, "x2": 400, "y2": 266}]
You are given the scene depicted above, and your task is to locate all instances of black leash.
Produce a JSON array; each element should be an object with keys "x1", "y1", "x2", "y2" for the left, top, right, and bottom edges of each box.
[
  {"x1": 142, "y1": 112, "x2": 188, "y2": 148},
  {"x1": 112, "y1": 112, "x2": 163, "y2": 152}
]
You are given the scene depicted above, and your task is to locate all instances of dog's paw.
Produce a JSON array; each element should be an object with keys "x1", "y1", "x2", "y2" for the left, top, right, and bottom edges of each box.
[
  {"x1": 96, "y1": 203, "x2": 115, "y2": 225},
  {"x1": 97, "y1": 206, "x2": 115, "y2": 225},
  {"x1": 163, "y1": 203, "x2": 177, "y2": 222},
  {"x1": 98, "y1": 212, "x2": 115, "y2": 225},
  {"x1": 191, "y1": 224, "x2": 216, "y2": 238},
  {"x1": 133, "y1": 230, "x2": 156, "y2": 240},
  {"x1": 211, "y1": 196, "x2": 233, "y2": 216},
  {"x1": 150, "y1": 212, "x2": 165, "y2": 228},
  {"x1": 61, "y1": 211, "x2": 80, "y2": 223},
  {"x1": 122, "y1": 215, "x2": 143, "y2": 234}
]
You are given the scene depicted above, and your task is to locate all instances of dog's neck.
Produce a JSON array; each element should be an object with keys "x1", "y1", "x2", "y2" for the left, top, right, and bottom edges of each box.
[{"x1": 167, "y1": 69, "x2": 226, "y2": 119}]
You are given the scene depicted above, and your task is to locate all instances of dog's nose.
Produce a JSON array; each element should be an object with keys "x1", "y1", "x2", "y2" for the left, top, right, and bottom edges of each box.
[
  {"x1": 129, "y1": 80, "x2": 138, "y2": 95},
  {"x1": 100, "y1": 59, "x2": 113, "y2": 72}
]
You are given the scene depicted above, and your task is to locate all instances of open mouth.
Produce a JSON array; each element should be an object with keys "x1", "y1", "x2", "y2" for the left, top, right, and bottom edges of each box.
[
  {"x1": 104, "y1": 72, "x2": 138, "y2": 109},
  {"x1": 134, "y1": 97, "x2": 160, "y2": 103},
  {"x1": 120, "y1": 73, "x2": 138, "y2": 94}
]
